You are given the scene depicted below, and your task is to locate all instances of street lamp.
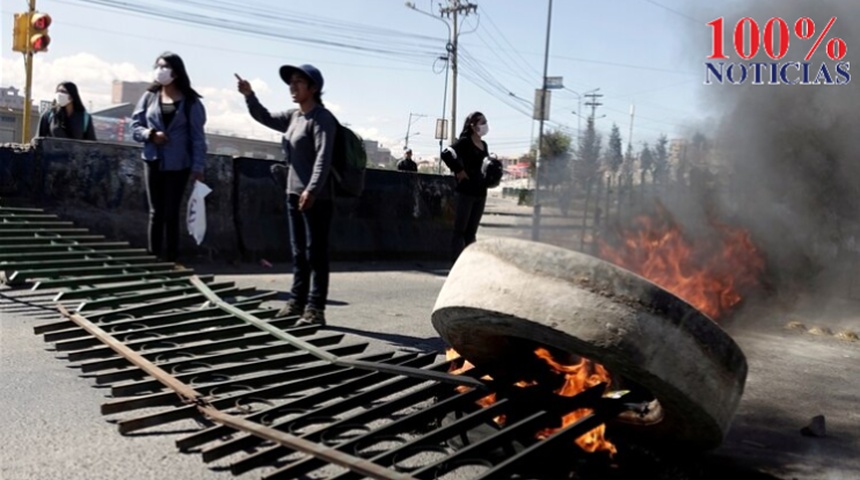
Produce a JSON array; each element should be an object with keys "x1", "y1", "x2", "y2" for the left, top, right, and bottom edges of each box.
[{"x1": 567, "y1": 87, "x2": 599, "y2": 149}]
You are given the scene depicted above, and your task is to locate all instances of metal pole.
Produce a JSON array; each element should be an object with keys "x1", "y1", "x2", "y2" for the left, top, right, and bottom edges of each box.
[
  {"x1": 22, "y1": 0, "x2": 36, "y2": 143},
  {"x1": 450, "y1": 4, "x2": 459, "y2": 144},
  {"x1": 532, "y1": 0, "x2": 553, "y2": 242},
  {"x1": 439, "y1": 56, "x2": 450, "y2": 174}
]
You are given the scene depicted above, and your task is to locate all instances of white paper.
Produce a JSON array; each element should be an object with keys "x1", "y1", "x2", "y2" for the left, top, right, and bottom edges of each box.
[{"x1": 186, "y1": 180, "x2": 212, "y2": 246}]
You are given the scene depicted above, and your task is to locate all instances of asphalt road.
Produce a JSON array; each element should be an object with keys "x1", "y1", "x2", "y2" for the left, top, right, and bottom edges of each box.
[{"x1": 2, "y1": 194, "x2": 859, "y2": 480}]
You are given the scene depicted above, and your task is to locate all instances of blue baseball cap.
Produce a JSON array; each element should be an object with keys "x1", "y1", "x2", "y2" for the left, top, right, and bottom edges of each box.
[{"x1": 279, "y1": 64, "x2": 324, "y2": 90}]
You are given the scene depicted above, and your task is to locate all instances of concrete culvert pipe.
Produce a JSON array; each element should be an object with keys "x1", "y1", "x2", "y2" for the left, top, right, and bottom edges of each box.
[{"x1": 431, "y1": 237, "x2": 748, "y2": 450}]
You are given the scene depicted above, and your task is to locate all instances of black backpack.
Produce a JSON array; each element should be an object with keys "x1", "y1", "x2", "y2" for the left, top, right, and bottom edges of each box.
[{"x1": 331, "y1": 120, "x2": 367, "y2": 197}]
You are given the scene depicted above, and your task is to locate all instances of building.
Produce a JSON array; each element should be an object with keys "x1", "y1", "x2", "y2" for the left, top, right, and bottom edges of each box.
[
  {"x1": 363, "y1": 139, "x2": 394, "y2": 168},
  {"x1": 0, "y1": 86, "x2": 39, "y2": 143}
]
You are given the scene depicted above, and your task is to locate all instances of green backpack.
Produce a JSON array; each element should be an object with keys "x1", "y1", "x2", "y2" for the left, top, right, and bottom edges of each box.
[{"x1": 331, "y1": 120, "x2": 367, "y2": 197}]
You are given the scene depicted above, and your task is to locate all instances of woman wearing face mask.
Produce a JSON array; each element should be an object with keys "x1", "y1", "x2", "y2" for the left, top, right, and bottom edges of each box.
[
  {"x1": 441, "y1": 111, "x2": 491, "y2": 262},
  {"x1": 36, "y1": 81, "x2": 96, "y2": 140},
  {"x1": 131, "y1": 52, "x2": 207, "y2": 263}
]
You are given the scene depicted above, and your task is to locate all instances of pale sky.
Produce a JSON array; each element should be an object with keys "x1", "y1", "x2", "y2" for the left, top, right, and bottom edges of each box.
[{"x1": 2, "y1": 0, "x2": 747, "y2": 158}]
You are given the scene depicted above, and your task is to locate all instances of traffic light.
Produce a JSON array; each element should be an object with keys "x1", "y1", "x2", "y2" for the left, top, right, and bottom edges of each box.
[
  {"x1": 29, "y1": 13, "x2": 52, "y2": 52},
  {"x1": 12, "y1": 13, "x2": 29, "y2": 53},
  {"x1": 10, "y1": 12, "x2": 52, "y2": 53}
]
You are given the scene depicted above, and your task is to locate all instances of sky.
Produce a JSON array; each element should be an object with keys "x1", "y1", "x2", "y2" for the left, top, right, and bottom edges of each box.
[{"x1": 1, "y1": 0, "x2": 739, "y2": 160}]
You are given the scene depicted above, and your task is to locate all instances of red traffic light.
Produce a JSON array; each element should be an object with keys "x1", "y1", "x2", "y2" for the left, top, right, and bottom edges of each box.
[
  {"x1": 29, "y1": 13, "x2": 52, "y2": 52},
  {"x1": 32, "y1": 13, "x2": 51, "y2": 30},
  {"x1": 31, "y1": 35, "x2": 50, "y2": 51}
]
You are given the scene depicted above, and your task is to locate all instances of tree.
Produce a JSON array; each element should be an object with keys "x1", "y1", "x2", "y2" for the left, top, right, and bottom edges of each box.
[
  {"x1": 605, "y1": 124, "x2": 624, "y2": 176},
  {"x1": 576, "y1": 117, "x2": 602, "y2": 249},
  {"x1": 639, "y1": 142, "x2": 654, "y2": 186},
  {"x1": 535, "y1": 129, "x2": 573, "y2": 190},
  {"x1": 653, "y1": 134, "x2": 670, "y2": 184}
]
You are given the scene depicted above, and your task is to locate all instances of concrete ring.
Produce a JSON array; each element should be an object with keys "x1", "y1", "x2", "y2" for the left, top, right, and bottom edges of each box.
[{"x1": 431, "y1": 238, "x2": 748, "y2": 450}]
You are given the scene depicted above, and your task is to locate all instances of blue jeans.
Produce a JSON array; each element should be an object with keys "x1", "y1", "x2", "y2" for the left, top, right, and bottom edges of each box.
[
  {"x1": 286, "y1": 194, "x2": 333, "y2": 310},
  {"x1": 452, "y1": 193, "x2": 486, "y2": 261}
]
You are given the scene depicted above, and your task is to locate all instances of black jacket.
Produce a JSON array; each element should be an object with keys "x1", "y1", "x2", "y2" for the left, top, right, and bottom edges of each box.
[
  {"x1": 442, "y1": 136, "x2": 489, "y2": 197},
  {"x1": 36, "y1": 109, "x2": 96, "y2": 141},
  {"x1": 397, "y1": 158, "x2": 418, "y2": 172}
]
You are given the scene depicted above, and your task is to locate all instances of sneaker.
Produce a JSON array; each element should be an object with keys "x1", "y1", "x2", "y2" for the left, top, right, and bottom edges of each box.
[
  {"x1": 276, "y1": 299, "x2": 305, "y2": 318},
  {"x1": 296, "y1": 307, "x2": 326, "y2": 327}
]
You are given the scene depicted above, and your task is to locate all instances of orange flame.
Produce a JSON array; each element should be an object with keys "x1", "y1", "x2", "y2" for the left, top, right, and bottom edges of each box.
[
  {"x1": 597, "y1": 206, "x2": 765, "y2": 320},
  {"x1": 446, "y1": 348, "x2": 616, "y2": 455},
  {"x1": 533, "y1": 348, "x2": 616, "y2": 455}
]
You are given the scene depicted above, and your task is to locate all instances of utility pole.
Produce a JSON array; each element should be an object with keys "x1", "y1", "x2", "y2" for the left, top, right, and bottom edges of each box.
[
  {"x1": 585, "y1": 92, "x2": 603, "y2": 121},
  {"x1": 439, "y1": 0, "x2": 478, "y2": 143},
  {"x1": 628, "y1": 103, "x2": 636, "y2": 151},
  {"x1": 404, "y1": 112, "x2": 427, "y2": 150},
  {"x1": 22, "y1": 1, "x2": 37, "y2": 142},
  {"x1": 532, "y1": 0, "x2": 553, "y2": 242}
]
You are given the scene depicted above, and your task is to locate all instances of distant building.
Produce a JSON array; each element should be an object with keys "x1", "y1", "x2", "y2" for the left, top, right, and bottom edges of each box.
[
  {"x1": 112, "y1": 80, "x2": 149, "y2": 105},
  {"x1": 0, "y1": 86, "x2": 39, "y2": 143},
  {"x1": 363, "y1": 139, "x2": 394, "y2": 168}
]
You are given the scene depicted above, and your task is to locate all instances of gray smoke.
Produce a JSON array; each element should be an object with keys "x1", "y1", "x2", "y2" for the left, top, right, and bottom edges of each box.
[{"x1": 676, "y1": 1, "x2": 860, "y2": 305}]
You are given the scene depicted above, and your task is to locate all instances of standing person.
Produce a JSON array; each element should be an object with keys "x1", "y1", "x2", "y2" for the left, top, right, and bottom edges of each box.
[
  {"x1": 131, "y1": 52, "x2": 207, "y2": 263},
  {"x1": 35, "y1": 81, "x2": 96, "y2": 140},
  {"x1": 397, "y1": 149, "x2": 418, "y2": 172},
  {"x1": 236, "y1": 64, "x2": 336, "y2": 326},
  {"x1": 442, "y1": 111, "x2": 490, "y2": 261}
]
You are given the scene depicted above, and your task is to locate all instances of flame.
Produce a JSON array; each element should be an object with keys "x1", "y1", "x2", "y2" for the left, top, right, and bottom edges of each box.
[
  {"x1": 532, "y1": 348, "x2": 616, "y2": 455},
  {"x1": 446, "y1": 348, "x2": 616, "y2": 455},
  {"x1": 597, "y1": 205, "x2": 765, "y2": 320}
]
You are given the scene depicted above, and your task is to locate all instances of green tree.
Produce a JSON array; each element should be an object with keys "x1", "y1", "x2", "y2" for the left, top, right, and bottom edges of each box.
[
  {"x1": 576, "y1": 117, "x2": 602, "y2": 249},
  {"x1": 535, "y1": 129, "x2": 573, "y2": 190},
  {"x1": 653, "y1": 134, "x2": 670, "y2": 184},
  {"x1": 639, "y1": 142, "x2": 654, "y2": 186},
  {"x1": 605, "y1": 124, "x2": 624, "y2": 175}
]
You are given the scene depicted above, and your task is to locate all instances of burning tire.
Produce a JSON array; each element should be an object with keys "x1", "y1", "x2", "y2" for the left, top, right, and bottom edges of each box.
[{"x1": 431, "y1": 237, "x2": 748, "y2": 450}]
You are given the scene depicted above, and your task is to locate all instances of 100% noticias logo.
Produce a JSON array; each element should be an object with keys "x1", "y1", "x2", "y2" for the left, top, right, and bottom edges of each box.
[{"x1": 705, "y1": 16, "x2": 850, "y2": 86}]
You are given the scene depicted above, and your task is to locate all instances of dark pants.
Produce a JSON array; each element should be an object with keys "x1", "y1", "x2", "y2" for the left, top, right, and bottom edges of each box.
[
  {"x1": 452, "y1": 192, "x2": 486, "y2": 261},
  {"x1": 287, "y1": 194, "x2": 333, "y2": 311},
  {"x1": 144, "y1": 162, "x2": 190, "y2": 262}
]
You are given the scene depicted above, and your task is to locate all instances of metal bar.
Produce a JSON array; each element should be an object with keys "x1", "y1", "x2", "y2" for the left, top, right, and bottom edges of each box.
[
  {"x1": 44, "y1": 299, "x2": 267, "y2": 342},
  {"x1": 1, "y1": 235, "x2": 106, "y2": 245},
  {"x1": 84, "y1": 284, "x2": 250, "y2": 323},
  {"x1": 0, "y1": 221, "x2": 75, "y2": 228},
  {"x1": 189, "y1": 276, "x2": 486, "y2": 389},
  {"x1": 92, "y1": 326, "x2": 336, "y2": 386},
  {"x1": 200, "y1": 354, "x2": 438, "y2": 463},
  {"x1": 0, "y1": 249, "x2": 148, "y2": 262},
  {"x1": 3, "y1": 255, "x2": 159, "y2": 271},
  {"x1": 8, "y1": 262, "x2": 177, "y2": 284},
  {"x1": 0, "y1": 228, "x2": 90, "y2": 236},
  {"x1": 115, "y1": 351, "x2": 372, "y2": 434},
  {"x1": 76, "y1": 281, "x2": 235, "y2": 312},
  {"x1": 69, "y1": 311, "x2": 288, "y2": 364},
  {"x1": 55, "y1": 305, "x2": 415, "y2": 480},
  {"x1": 100, "y1": 334, "x2": 349, "y2": 415},
  {"x1": 0, "y1": 206, "x2": 46, "y2": 213},
  {"x1": 33, "y1": 269, "x2": 194, "y2": 291},
  {"x1": 0, "y1": 242, "x2": 130, "y2": 254},
  {"x1": 177, "y1": 359, "x2": 445, "y2": 452},
  {"x1": 259, "y1": 387, "x2": 486, "y2": 479},
  {"x1": 53, "y1": 306, "x2": 268, "y2": 351},
  {"x1": 411, "y1": 412, "x2": 548, "y2": 480},
  {"x1": 107, "y1": 341, "x2": 369, "y2": 397},
  {"x1": 54, "y1": 275, "x2": 213, "y2": 301}
]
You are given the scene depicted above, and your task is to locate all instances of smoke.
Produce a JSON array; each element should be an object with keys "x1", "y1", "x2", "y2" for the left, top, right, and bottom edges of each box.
[{"x1": 674, "y1": 0, "x2": 860, "y2": 305}]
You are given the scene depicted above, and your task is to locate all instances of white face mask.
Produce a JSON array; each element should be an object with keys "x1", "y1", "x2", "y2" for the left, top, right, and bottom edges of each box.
[
  {"x1": 154, "y1": 66, "x2": 173, "y2": 85},
  {"x1": 477, "y1": 123, "x2": 489, "y2": 137},
  {"x1": 55, "y1": 92, "x2": 71, "y2": 107}
]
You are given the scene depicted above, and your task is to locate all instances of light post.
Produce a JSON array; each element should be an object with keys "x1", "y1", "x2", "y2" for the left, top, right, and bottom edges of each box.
[{"x1": 567, "y1": 87, "x2": 599, "y2": 150}]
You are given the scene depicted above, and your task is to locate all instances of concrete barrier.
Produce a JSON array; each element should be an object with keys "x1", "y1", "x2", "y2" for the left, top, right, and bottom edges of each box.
[{"x1": 0, "y1": 140, "x2": 456, "y2": 261}]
